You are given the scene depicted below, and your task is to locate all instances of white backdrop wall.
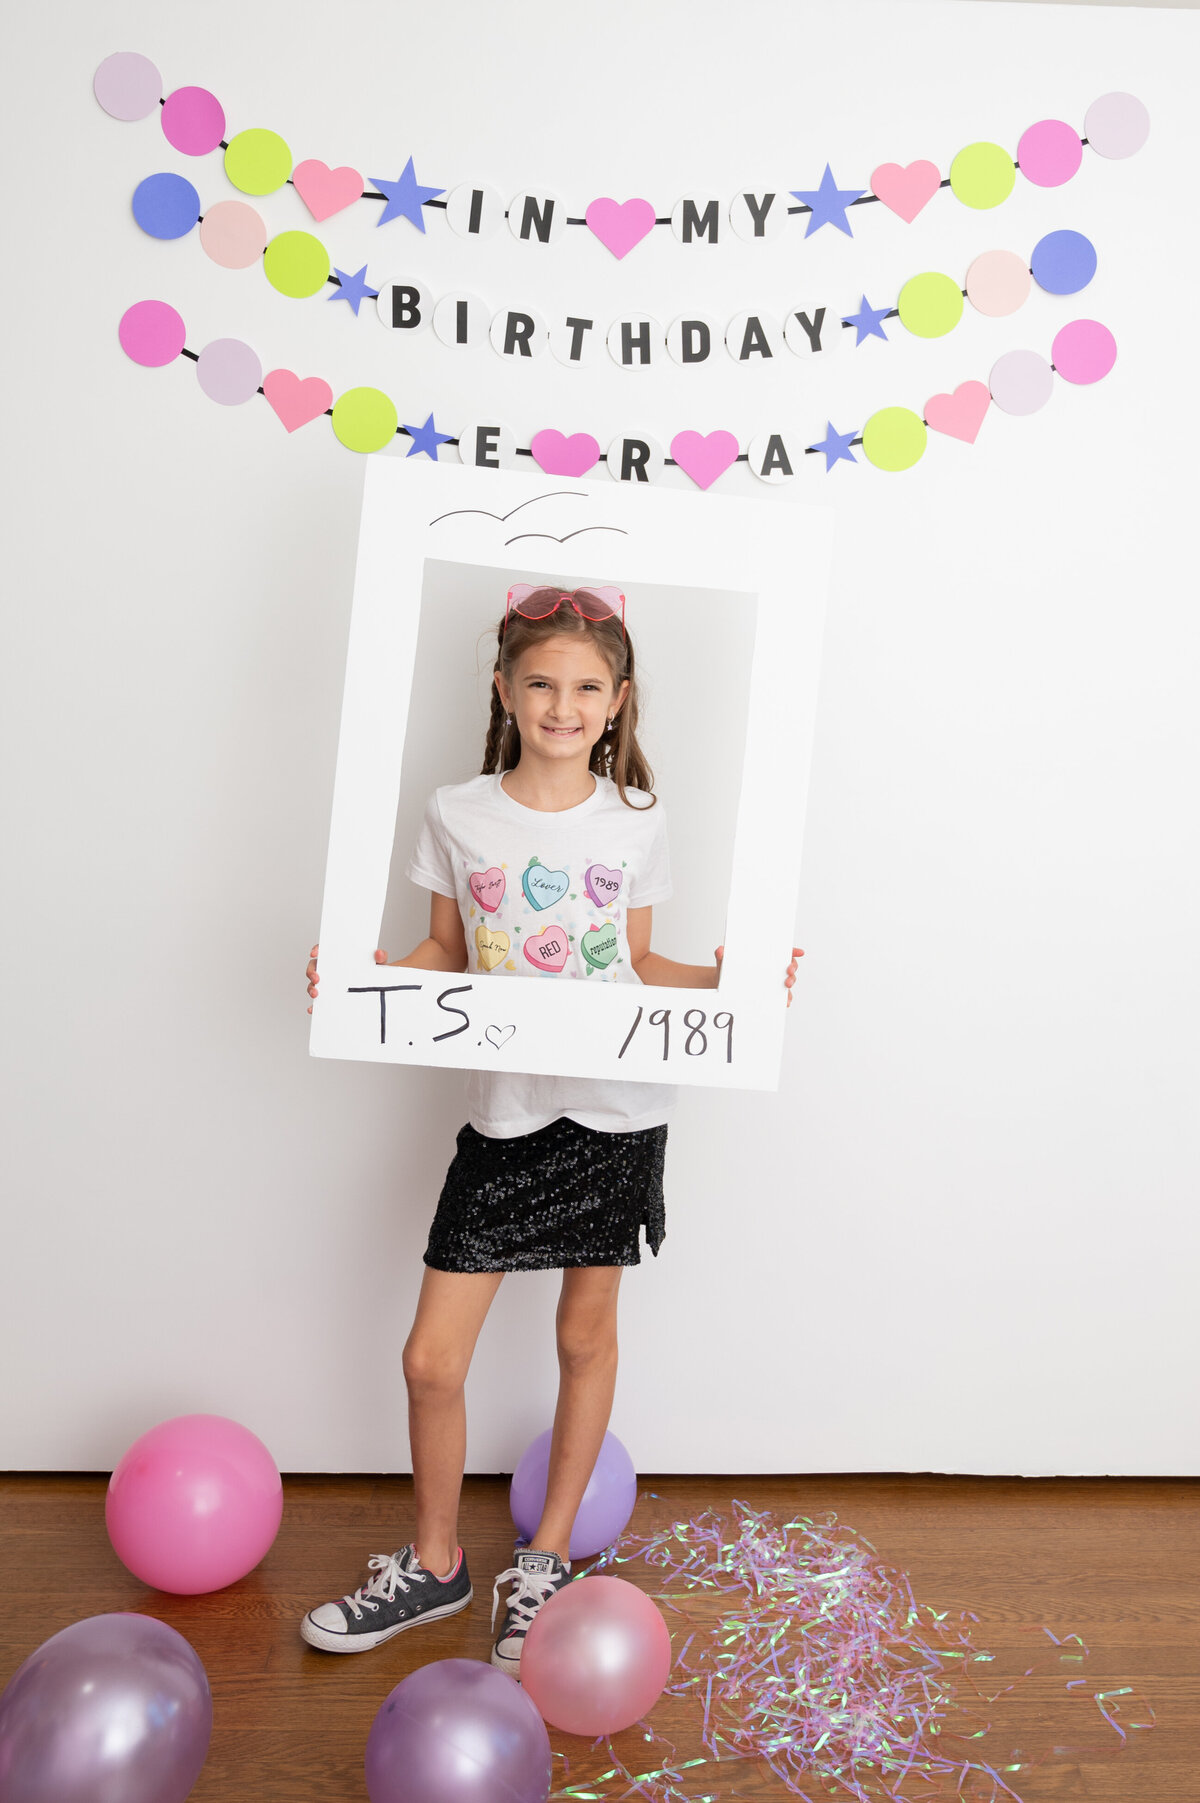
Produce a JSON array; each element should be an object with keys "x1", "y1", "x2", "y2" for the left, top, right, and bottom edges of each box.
[{"x1": 3, "y1": 0, "x2": 1197, "y2": 1474}]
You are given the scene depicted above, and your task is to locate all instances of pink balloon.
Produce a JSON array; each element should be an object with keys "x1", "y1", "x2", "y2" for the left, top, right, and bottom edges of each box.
[
  {"x1": 106, "y1": 1413, "x2": 282, "y2": 1594},
  {"x1": 520, "y1": 1575, "x2": 672, "y2": 1736}
]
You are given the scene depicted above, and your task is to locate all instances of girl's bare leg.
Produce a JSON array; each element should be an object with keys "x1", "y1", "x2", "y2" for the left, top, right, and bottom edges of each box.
[
  {"x1": 403, "y1": 1266, "x2": 505, "y2": 1575},
  {"x1": 530, "y1": 1265, "x2": 624, "y2": 1562}
]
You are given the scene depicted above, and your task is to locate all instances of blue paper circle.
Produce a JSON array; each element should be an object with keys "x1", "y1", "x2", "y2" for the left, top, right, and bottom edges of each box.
[
  {"x1": 132, "y1": 172, "x2": 201, "y2": 240},
  {"x1": 1030, "y1": 229, "x2": 1097, "y2": 296}
]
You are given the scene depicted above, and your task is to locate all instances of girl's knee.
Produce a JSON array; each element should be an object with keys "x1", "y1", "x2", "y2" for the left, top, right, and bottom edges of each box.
[
  {"x1": 402, "y1": 1335, "x2": 468, "y2": 1394},
  {"x1": 555, "y1": 1318, "x2": 619, "y2": 1374}
]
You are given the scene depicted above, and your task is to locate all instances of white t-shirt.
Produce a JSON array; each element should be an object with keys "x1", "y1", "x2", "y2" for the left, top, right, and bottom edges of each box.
[{"x1": 406, "y1": 771, "x2": 679, "y2": 1138}]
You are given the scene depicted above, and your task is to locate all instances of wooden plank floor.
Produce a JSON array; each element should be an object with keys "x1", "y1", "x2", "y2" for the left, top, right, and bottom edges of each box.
[{"x1": 1, "y1": 1474, "x2": 1195, "y2": 1801}]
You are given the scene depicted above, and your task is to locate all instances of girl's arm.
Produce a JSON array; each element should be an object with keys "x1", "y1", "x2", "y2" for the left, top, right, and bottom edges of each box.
[
  {"x1": 384, "y1": 892, "x2": 469, "y2": 973},
  {"x1": 627, "y1": 906, "x2": 717, "y2": 989}
]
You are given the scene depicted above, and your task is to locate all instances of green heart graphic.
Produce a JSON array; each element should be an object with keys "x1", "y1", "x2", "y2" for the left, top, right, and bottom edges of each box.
[{"x1": 581, "y1": 923, "x2": 618, "y2": 970}]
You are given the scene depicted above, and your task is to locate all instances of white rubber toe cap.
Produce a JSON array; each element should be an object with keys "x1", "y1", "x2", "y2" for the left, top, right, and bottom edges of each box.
[{"x1": 308, "y1": 1602, "x2": 349, "y2": 1633}]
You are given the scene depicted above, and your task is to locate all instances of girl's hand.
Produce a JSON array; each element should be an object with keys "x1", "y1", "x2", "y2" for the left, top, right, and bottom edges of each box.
[
  {"x1": 307, "y1": 942, "x2": 391, "y2": 1011},
  {"x1": 713, "y1": 944, "x2": 805, "y2": 1006}
]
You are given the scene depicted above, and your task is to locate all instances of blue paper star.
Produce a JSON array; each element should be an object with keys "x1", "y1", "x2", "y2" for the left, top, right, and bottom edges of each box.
[
  {"x1": 403, "y1": 412, "x2": 454, "y2": 461},
  {"x1": 809, "y1": 422, "x2": 858, "y2": 473},
  {"x1": 843, "y1": 295, "x2": 891, "y2": 347},
  {"x1": 790, "y1": 165, "x2": 866, "y2": 238},
  {"x1": 329, "y1": 265, "x2": 379, "y2": 316},
  {"x1": 369, "y1": 156, "x2": 445, "y2": 230}
]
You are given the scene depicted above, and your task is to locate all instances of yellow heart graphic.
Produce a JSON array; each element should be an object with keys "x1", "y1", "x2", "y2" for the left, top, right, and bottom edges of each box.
[
  {"x1": 475, "y1": 925, "x2": 510, "y2": 972},
  {"x1": 504, "y1": 960, "x2": 516, "y2": 970}
]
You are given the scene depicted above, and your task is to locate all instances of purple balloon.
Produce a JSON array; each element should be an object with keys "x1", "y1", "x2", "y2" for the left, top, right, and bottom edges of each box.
[
  {"x1": 365, "y1": 1658, "x2": 550, "y2": 1803},
  {"x1": 510, "y1": 1427, "x2": 636, "y2": 1559},
  {"x1": 0, "y1": 1612, "x2": 211, "y2": 1803}
]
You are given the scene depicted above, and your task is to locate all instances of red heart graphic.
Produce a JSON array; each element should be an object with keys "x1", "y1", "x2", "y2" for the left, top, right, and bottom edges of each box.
[
  {"x1": 262, "y1": 369, "x2": 333, "y2": 433},
  {"x1": 292, "y1": 159, "x2": 364, "y2": 222},
  {"x1": 925, "y1": 380, "x2": 991, "y2": 444},
  {"x1": 530, "y1": 429, "x2": 601, "y2": 476}
]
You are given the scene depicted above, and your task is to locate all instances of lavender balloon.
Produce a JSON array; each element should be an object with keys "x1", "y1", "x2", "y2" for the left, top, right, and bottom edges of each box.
[
  {"x1": 510, "y1": 1428, "x2": 636, "y2": 1559},
  {"x1": 365, "y1": 1658, "x2": 551, "y2": 1803},
  {"x1": 0, "y1": 1613, "x2": 211, "y2": 1803}
]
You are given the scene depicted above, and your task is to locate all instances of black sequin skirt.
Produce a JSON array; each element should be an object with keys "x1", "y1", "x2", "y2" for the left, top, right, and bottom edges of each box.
[{"x1": 423, "y1": 1115, "x2": 668, "y2": 1273}]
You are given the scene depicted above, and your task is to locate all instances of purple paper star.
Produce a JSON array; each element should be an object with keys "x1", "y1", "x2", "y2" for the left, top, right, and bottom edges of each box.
[
  {"x1": 329, "y1": 265, "x2": 379, "y2": 316},
  {"x1": 809, "y1": 422, "x2": 858, "y2": 473},
  {"x1": 369, "y1": 156, "x2": 445, "y2": 231},
  {"x1": 843, "y1": 295, "x2": 891, "y2": 346},
  {"x1": 403, "y1": 412, "x2": 454, "y2": 461},
  {"x1": 790, "y1": 165, "x2": 866, "y2": 238}
]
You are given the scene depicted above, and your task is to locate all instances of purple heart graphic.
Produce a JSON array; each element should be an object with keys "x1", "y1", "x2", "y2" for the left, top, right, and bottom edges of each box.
[
  {"x1": 530, "y1": 429, "x2": 601, "y2": 477},
  {"x1": 585, "y1": 196, "x2": 657, "y2": 259},
  {"x1": 670, "y1": 430, "x2": 740, "y2": 490},
  {"x1": 584, "y1": 863, "x2": 623, "y2": 908}
]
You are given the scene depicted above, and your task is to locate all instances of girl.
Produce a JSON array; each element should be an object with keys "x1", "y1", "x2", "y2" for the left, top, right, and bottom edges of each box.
[{"x1": 300, "y1": 581, "x2": 801, "y2": 1677}]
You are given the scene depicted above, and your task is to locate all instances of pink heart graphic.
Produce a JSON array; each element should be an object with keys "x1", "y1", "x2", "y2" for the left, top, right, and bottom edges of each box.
[
  {"x1": 530, "y1": 429, "x2": 601, "y2": 477},
  {"x1": 292, "y1": 159, "x2": 364, "y2": 222},
  {"x1": 523, "y1": 926, "x2": 570, "y2": 973},
  {"x1": 870, "y1": 159, "x2": 942, "y2": 224},
  {"x1": 670, "y1": 430, "x2": 740, "y2": 491},
  {"x1": 585, "y1": 196, "x2": 657, "y2": 260},
  {"x1": 925, "y1": 380, "x2": 991, "y2": 444},
  {"x1": 262, "y1": 368, "x2": 333, "y2": 433},
  {"x1": 469, "y1": 867, "x2": 506, "y2": 913}
]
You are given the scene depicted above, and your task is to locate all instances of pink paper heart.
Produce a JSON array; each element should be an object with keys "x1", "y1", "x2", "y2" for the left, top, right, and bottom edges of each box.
[
  {"x1": 262, "y1": 368, "x2": 333, "y2": 433},
  {"x1": 670, "y1": 430, "x2": 740, "y2": 490},
  {"x1": 469, "y1": 867, "x2": 506, "y2": 913},
  {"x1": 523, "y1": 926, "x2": 571, "y2": 973},
  {"x1": 530, "y1": 429, "x2": 601, "y2": 477},
  {"x1": 870, "y1": 159, "x2": 942, "y2": 223},
  {"x1": 925, "y1": 380, "x2": 991, "y2": 444},
  {"x1": 585, "y1": 196, "x2": 657, "y2": 259},
  {"x1": 292, "y1": 158, "x2": 364, "y2": 222}
]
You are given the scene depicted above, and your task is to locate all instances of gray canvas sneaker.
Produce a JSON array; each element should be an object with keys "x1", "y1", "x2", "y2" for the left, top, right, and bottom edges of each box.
[
  {"x1": 490, "y1": 1545, "x2": 573, "y2": 1677},
  {"x1": 301, "y1": 1543, "x2": 472, "y2": 1653}
]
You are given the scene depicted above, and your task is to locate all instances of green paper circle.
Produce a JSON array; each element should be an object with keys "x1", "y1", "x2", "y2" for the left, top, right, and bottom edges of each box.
[
  {"x1": 263, "y1": 231, "x2": 330, "y2": 299},
  {"x1": 331, "y1": 387, "x2": 398, "y2": 453},
  {"x1": 897, "y1": 271, "x2": 964, "y2": 338},
  {"x1": 224, "y1": 127, "x2": 293, "y2": 196},
  {"x1": 949, "y1": 141, "x2": 1016, "y2": 209},
  {"x1": 862, "y1": 407, "x2": 927, "y2": 472}
]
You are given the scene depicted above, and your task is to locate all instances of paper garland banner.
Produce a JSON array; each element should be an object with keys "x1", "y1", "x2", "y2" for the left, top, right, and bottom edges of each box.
[
  {"x1": 118, "y1": 298, "x2": 1116, "y2": 475},
  {"x1": 96, "y1": 55, "x2": 1149, "y2": 255},
  {"x1": 128, "y1": 179, "x2": 1100, "y2": 364}
]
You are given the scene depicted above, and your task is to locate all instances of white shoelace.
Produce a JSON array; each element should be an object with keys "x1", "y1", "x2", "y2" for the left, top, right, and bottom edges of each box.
[
  {"x1": 490, "y1": 1563, "x2": 559, "y2": 1636},
  {"x1": 343, "y1": 1550, "x2": 427, "y2": 1620}
]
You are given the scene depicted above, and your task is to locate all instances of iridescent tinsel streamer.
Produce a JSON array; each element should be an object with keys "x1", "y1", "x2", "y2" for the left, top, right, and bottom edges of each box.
[{"x1": 548, "y1": 1499, "x2": 1154, "y2": 1803}]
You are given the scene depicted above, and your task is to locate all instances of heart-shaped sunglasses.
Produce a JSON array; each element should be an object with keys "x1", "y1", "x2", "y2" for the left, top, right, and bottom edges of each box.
[{"x1": 505, "y1": 583, "x2": 626, "y2": 639}]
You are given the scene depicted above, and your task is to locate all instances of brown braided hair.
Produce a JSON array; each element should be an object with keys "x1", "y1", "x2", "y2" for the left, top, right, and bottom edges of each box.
[{"x1": 481, "y1": 588, "x2": 656, "y2": 809}]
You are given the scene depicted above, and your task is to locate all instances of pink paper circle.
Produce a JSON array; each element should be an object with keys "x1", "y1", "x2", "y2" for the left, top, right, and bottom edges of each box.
[
  {"x1": 1084, "y1": 92, "x2": 1150, "y2": 159},
  {"x1": 196, "y1": 338, "x2": 263, "y2": 405},
  {"x1": 161, "y1": 85, "x2": 225, "y2": 156},
  {"x1": 965, "y1": 249, "x2": 1031, "y2": 317},
  {"x1": 118, "y1": 299, "x2": 186, "y2": 367},
  {"x1": 1051, "y1": 318, "x2": 1116, "y2": 385},
  {"x1": 1017, "y1": 119, "x2": 1082, "y2": 188},
  {"x1": 199, "y1": 199, "x2": 267, "y2": 269},
  {"x1": 94, "y1": 51, "x2": 162, "y2": 121},
  {"x1": 989, "y1": 349, "x2": 1053, "y2": 416}
]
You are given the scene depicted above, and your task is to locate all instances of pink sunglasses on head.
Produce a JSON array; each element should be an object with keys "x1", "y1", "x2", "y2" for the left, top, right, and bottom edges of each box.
[{"x1": 505, "y1": 583, "x2": 626, "y2": 639}]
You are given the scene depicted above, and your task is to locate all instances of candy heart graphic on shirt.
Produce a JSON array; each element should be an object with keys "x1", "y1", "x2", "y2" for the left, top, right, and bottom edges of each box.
[
  {"x1": 581, "y1": 923, "x2": 618, "y2": 970},
  {"x1": 485, "y1": 1023, "x2": 516, "y2": 1049},
  {"x1": 523, "y1": 926, "x2": 570, "y2": 972},
  {"x1": 870, "y1": 159, "x2": 942, "y2": 223},
  {"x1": 522, "y1": 857, "x2": 570, "y2": 910},
  {"x1": 469, "y1": 866, "x2": 506, "y2": 912},
  {"x1": 584, "y1": 862, "x2": 623, "y2": 908},
  {"x1": 475, "y1": 925, "x2": 510, "y2": 972},
  {"x1": 291, "y1": 158, "x2": 365, "y2": 221}
]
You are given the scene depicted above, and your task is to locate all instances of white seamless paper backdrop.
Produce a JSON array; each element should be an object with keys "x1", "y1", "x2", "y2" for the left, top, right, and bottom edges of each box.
[{"x1": 2, "y1": 0, "x2": 1197, "y2": 1475}]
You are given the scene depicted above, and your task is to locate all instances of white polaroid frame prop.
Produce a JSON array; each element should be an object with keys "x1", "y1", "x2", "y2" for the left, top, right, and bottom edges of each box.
[{"x1": 311, "y1": 459, "x2": 831, "y2": 1091}]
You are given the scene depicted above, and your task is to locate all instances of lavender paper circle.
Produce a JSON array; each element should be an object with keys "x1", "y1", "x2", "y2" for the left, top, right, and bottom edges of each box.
[
  {"x1": 989, "y1": 349, "x2": 1054, "y2": 416},
  {"x1": 199, "y1": 200, "x2": 267, "y2": 269},
  {"x1": 1084, "y1": 92, "x2": 1150, "y2": 159},
  {"x1": 161, "y1": 86, "x2": 226, "y2": 156},
  {"x1": 94, "y1": 51, "x2": 162, "y2": 120},
  {"x1": 196, "y1": 338, "x2": 263, "y2": 405},
  {"x1": 1052, "y1": 319, "x2": 1116, "y2": 385},
  {"x1": 119, "y1": 299, "x2": 187, "y2": 367},
  {"x1": 1017, "y1": 119, "x2": 1083, "y2": 188}
]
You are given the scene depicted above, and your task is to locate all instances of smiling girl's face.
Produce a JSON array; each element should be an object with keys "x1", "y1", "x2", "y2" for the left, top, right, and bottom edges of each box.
[{"x1": 495, "y1": 636, "x2": 629, "y2": 768}]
